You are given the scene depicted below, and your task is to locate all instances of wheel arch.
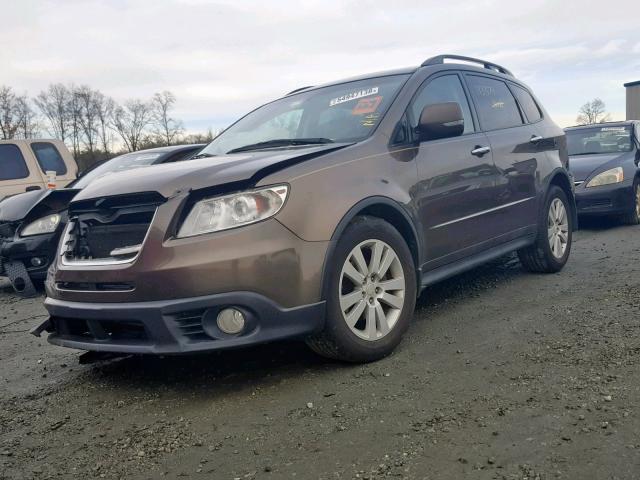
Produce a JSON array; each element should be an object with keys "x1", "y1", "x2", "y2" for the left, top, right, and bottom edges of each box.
[
  {"x1": 320, "y1": 196, "x2": 423, "y2": 300},
  {"x1": 547, "y1": 169, "x2": 577, "y2": 229}
]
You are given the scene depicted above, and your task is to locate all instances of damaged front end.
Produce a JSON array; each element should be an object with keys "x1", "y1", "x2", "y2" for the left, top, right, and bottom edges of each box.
[{"x1": 0, "y1": 190, "x2": 77, "y2": 296}]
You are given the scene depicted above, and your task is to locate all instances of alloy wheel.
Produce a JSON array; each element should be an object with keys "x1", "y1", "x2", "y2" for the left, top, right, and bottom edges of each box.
[
  {"x1": 339, "y1": 239, "x2": 406, "y2": 341},
  {"x1": 548, "y1": 197, "x2": 569, "y2": 259}
]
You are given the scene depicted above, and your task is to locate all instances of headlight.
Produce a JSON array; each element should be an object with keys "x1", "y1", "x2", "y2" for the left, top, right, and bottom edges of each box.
[
  {"x1": 586, "y1": 167, "x2": 624, "y2": 188},
  {"x1": 177, "y1": 185, "x2": 289, "y2": 238},
  {"x1": 20, "y1": 213, "x2": 61, "y2": 236}
]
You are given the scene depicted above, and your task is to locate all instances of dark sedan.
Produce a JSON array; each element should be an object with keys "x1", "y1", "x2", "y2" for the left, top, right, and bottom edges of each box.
[
  {"x1": 0, "y1": 144, "x2": 204, "y2": 296},
  {"x1": 566, "y1": 121, "x2": 640, "y2": 224}
]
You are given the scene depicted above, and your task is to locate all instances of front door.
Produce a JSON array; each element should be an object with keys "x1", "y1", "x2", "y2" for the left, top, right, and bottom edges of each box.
[{"x1": 409, "y1": 74, "x2": 500, "y2": 267}]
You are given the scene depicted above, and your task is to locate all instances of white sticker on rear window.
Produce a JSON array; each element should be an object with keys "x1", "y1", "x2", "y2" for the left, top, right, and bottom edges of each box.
[
  {"x1": 330, "y1": 87, "x2": 379, "y2": 107},
  {"x1": 601, "y1": 127, "x2": 626, "y2": 132}
]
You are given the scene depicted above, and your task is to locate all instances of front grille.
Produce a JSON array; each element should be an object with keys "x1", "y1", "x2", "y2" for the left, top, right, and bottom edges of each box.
[
  {"x1": 171, "y1": 309, "x2": 208, "y2": 342},
  {"x1": 62, "y1": 192, "x2": 164, "y2": 264},
  {"x1": 0, "y1": 222, "x2": 16, "y2": 238},
  {"x1": 51, "y1": 316, "x2": 149, "y2": 342}
]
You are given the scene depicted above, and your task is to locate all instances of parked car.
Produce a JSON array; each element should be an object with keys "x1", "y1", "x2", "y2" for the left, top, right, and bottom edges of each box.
[
  {"x1": 565, "y1": 121, "x2": 640, "y2": 224},
  {"x1": 0, "y1": 144, "x2": 204, "y2": 296},
  {"x1": 34, "y1": 55, "x2": 575, "y2": 362},
  {"x1": 0, "y1": 139, "x2": 78, "y2": 201}
]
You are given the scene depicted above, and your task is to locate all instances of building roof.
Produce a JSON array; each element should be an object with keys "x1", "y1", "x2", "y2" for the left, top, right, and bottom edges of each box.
[{"x1": 624, "y1": 80, "x2": 640, "y2": 87}]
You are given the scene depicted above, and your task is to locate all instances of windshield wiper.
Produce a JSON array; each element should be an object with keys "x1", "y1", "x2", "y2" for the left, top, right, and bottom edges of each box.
[
  {"x1": 226, "y1": 138, "x2": 334, "y2": 154},
  {"x1": 570, "y1": 152, "x2": 604, "y2": 156},
  {"x1": 191, "y1": 152, "x2": 216, "y2": 159}
]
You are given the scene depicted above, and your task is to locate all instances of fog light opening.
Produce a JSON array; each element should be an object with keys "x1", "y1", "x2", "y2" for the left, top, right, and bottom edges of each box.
[
  {"x1": 216, "y1": 308, "x2": 246, "y2": 335},
  {"x1": 30, "y1": 257, "x2": 45, "y2": 267}
]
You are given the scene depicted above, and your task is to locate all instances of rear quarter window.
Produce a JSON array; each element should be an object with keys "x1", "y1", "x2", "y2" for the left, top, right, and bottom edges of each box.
[
  {"x1": 31, "y1": 142, "x2": 67, "y2": 175},
  {"x1": 0, "y1": 144, "x2": 30, "y2": 181},
  {"x1": 511, "y1": 85, "x2": 542, "y2": 123},
  {"x1": 466, "y1": 75, "x2": 523, "y2": 131}
]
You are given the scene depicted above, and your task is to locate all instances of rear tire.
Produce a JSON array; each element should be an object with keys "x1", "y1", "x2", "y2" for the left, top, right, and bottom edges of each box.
[
  {"x1": 306, "y1": 216, "x2": 417, "y2": 363},
  {"x1": 518, "y1": 186, "x2": 573, "y2": 273},
  {"x1": 621, "y1": 181, "x2": 640, "y2": 225}
]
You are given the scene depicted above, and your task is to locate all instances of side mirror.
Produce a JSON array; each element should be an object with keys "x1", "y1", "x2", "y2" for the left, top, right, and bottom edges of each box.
[{"x1": 418, "y1": 102, "x2": 464, "y2": 141}]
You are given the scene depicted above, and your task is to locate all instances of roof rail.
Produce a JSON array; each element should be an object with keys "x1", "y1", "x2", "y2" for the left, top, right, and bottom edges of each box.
[
  {"x1": 286, "y1": 86, "x2": 314, "y2": 96},
  {"x1": 421, "y1": 54, "x2": 513, "y2": 76}
]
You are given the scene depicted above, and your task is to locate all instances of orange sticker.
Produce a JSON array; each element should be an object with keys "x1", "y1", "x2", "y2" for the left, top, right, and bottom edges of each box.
[{"x1": 352, "y1": 96, "x2": 382, "y2": 115}]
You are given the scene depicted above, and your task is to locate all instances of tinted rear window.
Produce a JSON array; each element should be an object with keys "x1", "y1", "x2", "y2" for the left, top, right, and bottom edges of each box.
[
  {"x1": 0, "y1": 144, "x2": 30, "y2": 181},
  {"x1": 467, "y1": 76, "x2": 523, "y2": 131},
  {"x1": 31, "y1": 142, "x2": 67, "y2": 175},
  {"x1": 511, "y1": 85, "x2": 542, "y2": 123}
]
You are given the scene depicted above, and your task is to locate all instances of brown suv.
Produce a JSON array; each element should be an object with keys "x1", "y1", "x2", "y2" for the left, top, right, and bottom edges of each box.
[{"x1": 34, "y1": 55, "x2": 575, "y2": 362}]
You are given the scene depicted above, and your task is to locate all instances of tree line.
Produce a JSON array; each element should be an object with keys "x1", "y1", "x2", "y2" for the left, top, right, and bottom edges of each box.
[{"x1": 0, "y1": 84, "x2": 218, "y2": 169}]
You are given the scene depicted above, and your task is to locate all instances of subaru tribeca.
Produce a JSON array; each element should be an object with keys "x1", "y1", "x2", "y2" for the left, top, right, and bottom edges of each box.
[{"x1": 33, "y1": 55, "x2": 575, "y2": 362}]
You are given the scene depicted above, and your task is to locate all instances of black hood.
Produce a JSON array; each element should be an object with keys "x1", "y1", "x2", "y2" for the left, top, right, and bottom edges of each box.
[
  {"x1": 569, "y1": 151, "x2": 634, "y2": 182},
  {"x1": 0, "y1": 189, "x2": 79, "y2": 223}
]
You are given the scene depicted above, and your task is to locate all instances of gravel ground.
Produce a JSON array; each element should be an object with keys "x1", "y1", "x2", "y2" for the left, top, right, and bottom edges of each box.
[{"x1": 1, "y1": 219, "x2": 639, "y2": 479}]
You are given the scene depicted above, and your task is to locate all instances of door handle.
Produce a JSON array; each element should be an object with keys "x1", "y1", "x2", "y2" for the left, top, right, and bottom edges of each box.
[
  {"x1": 471, "y1": 146, "x2": 491, "y2": 157},
  {"x1": 25, "y1": 186, "x2": 42, "y2": 192},
  {"x1": 530, "y1": 135, "x2": 543, "y2": 143}
]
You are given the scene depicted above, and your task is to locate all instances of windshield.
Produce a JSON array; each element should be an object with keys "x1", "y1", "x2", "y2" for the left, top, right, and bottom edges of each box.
[
  {"x1": 71, "y1": 152, "x2": 164, "y2": 189},
  {"x1": 199, "y1": 74, "x2": 410, "y2": 156},
  {"x1": 566, "y1": 125, "x2": 634, "y2": 156}
]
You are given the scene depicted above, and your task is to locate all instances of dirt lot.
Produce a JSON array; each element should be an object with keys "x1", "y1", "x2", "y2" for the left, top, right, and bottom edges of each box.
[{"x1": 1, "y1": 220, "x2": 639, "y2": 480}]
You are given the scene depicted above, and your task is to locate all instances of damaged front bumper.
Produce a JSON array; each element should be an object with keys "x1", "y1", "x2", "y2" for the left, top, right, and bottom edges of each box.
[
  {"x1": 34, "y1": 292, "x2": 325, "y2": 354},
  {"x1": 0, "y1": 228, "x2": 59, "y2": 296}
]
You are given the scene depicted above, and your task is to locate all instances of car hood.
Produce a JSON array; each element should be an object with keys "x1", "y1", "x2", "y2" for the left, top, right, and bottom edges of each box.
[
  {"x1": 0, "y1": 189, "x2": 79, "y2": 223},
  {"x1": 568, "y1": 152, "x2": 631, "y2": 182},
  {"x1": 72, "y1": 143, "x2": 350, "y2": 202}
]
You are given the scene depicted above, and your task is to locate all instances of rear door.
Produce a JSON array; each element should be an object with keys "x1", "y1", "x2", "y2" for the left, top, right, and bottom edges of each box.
[
  {"x1": 464, "y1": 74, "x2": 539, "y2": 237},
  {"x1": 409, "y1": 73, "x2": 500, "y2": 266},
  {"x1": 0, "y1": 142, "x2": 44, "y2": 199}
]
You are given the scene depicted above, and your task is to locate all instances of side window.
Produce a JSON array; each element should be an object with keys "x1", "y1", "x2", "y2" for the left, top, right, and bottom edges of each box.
[
  {"x1": 467, "y1": 76, "x2": 523, "y2": 131},
  {"x1": 511, "y1": 85, "x2": 542, "y2": 123},
  {"x1": 410, "y1": 75, "x2": 474, "y2": 135},
  {"x1": 31, "y1": 142, "x2": 68, "y2": 175},
  {"x1": 0, "y1": 144, "x2": 30, "y2": 181}
]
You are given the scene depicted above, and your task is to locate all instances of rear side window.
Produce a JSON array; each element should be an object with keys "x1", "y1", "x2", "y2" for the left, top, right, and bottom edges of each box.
[
  {"x1": 0, "y1": 144, "x2": 30, "y2": 181},
  {"x1": 31, "y1": 142, "x2": 67, "y2": 175},
  {"x1": 410, "y1": 75, "x2": 475, "y2": 134},
  {"x1": 511, "y1": 85, "x2": 542, "y2": 123},
  {"x1": 467, "y1": 76, "x2": 523, "y2": 131}
]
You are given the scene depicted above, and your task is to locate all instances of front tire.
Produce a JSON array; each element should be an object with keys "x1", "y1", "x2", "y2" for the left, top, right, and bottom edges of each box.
[
  {"x1": 306, "y1": 216, "x2": 417, "y2": 362},
  {"x1": 621, "y1": 180, "x2": 640, "y2": 225},
  {"x1": 518, "y1": 186, "x2": 573, "y2": 273}
]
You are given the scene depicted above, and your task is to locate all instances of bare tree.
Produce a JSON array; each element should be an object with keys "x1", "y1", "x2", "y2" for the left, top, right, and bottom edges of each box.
[
  {"x1": 94, "y1": 92, "x2": 115, "y2": 153},
  {"x1": 74, "y1": 85, "x2": 100, "y2": 154},
  {"x1": 15, "y1": 96, "x2": 38, "y2": 139},
  {"x1": 0, "y1": 86, "x2": 22, "y2": 139},
  {"x1": 66, "y1": 85, "x2": 83, "y2": 157},
  {"x1": 576, "y1": 98, "x2": 611, "y2": 125},
  {"x1": 152, "y1": 91, "x2": 184, "y2": 146},
  {"x1": 34, "y1": 84, "x2": 71, "y2": 142},
  {"x1": 111, "y1": 99, "x2": 153, "y2": 152}
]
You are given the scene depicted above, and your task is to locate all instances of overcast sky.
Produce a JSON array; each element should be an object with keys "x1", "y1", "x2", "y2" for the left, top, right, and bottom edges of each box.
[{"x1": 1, "y1": 0, "x2": 639, "y2": 133}]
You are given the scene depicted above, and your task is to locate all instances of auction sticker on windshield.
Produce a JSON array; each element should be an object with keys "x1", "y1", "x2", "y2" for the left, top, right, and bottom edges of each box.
[{"x1": 330, "y1": 87, "x2": 379, "y2": 106}]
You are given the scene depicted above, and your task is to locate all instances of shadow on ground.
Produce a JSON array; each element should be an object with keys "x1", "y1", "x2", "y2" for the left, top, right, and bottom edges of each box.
[{"x1": 75, "y1": 252, "x2": 525, "y2": 396}]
